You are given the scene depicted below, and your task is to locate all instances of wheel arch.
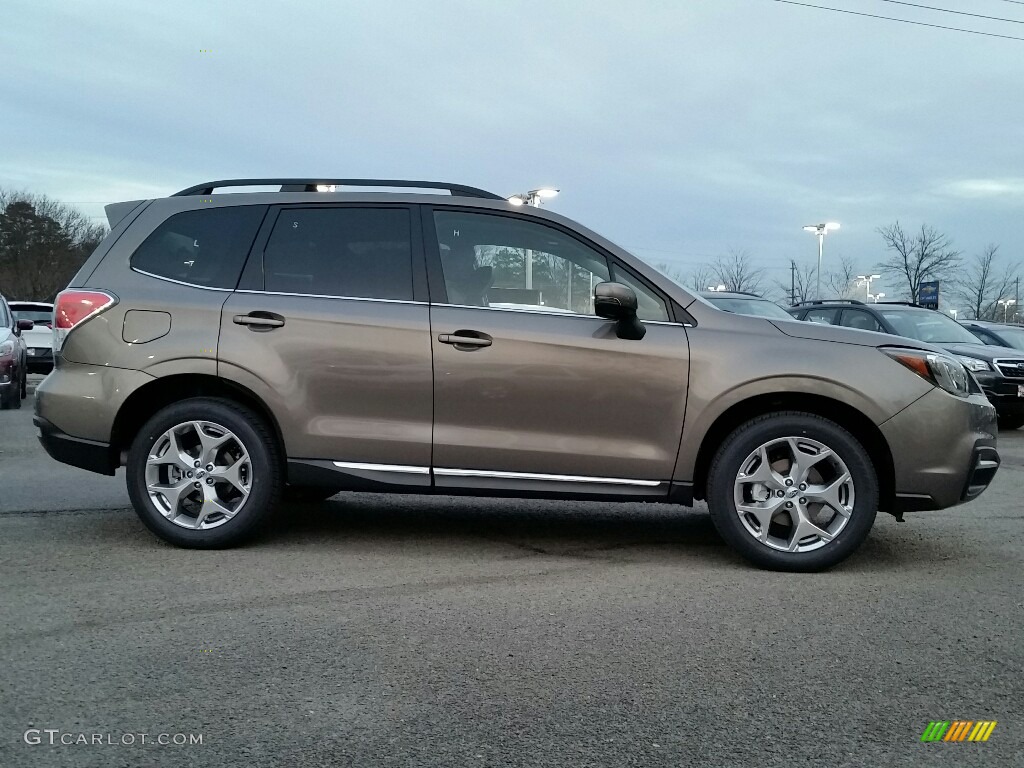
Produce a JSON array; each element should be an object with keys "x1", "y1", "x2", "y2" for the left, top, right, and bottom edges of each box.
[
  {"x1": 689, "y1": 392, "x2": 896, "y2": 511},
  {"x1": 110, "y1": 373, "x2": 285, "y2": 465}
]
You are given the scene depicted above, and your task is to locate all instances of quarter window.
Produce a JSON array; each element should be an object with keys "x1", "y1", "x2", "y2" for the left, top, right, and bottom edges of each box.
[
  {"x1": 433, "y1": 211, "x2": 610, "y2": 315},
  {"x1": 838, "y1": 310, "x2": 883, "y2": 332},
  {"x1": 263, "y1": 207, "x2": 413, "y2": 300},
  {"x1": 131, "y1": 206, "x2": 266, "y2": 289},
  {"x1": 610, "y1": 265, "x2": 670, "y2": 322}
]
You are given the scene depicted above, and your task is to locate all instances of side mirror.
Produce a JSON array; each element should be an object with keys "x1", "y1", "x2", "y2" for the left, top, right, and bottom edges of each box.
[
  {"x1": 17, "y1": 319, "x2": 35, "y2": 332},
  {"x1": 594, "y1": 282, "x2": 646, "y2": 340}
]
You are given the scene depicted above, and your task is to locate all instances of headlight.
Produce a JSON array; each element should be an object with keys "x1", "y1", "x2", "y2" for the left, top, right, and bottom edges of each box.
[
  {"x1": 956, "y1": 355, "x2": 991, "y2": 373},
  {"x1": 0, "y1": 340, "x2": 14, "y2": 357},
  {"x1": 882, "y1": 348, "x2": 970, "y2": 397}
]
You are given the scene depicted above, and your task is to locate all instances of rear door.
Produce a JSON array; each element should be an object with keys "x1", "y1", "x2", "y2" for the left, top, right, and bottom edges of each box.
[
  {"x1": 218, "y1": 204, "x2": 433, "y2": 485},
  {"x1": 425, "y1": 207, "x2": 689, "y2": 497}
]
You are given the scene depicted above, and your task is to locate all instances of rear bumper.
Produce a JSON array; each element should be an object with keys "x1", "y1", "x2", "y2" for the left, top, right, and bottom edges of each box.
[
  {"x1": 26, "y1": 348, "x2": 54, "y2": 372},
  {"x1": 882, "y1": 389, "x2": 999, "y2": 511},
  {"x1": 34, "y1": 415, "x2": 117, "y2": 475}
]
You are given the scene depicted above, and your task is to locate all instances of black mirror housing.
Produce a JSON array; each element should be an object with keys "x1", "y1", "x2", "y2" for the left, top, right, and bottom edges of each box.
[
  {"x1": 16, "y1": 319, "x2": 35, "y2": 332},
  {"x1": 593, "y1": 282, "x2": 645, "y2": 340}
]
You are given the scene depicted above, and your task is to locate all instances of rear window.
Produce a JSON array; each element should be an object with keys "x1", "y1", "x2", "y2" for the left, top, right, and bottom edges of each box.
[
  {"x1": 11, "y1": 307, "x2": 53, "y2": 324},
  {"x1": 131, "y1": 206, "x2": 266, "y2": 289}
]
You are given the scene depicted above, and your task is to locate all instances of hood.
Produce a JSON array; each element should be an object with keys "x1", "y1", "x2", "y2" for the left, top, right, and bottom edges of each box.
[
  {"x1": 768, "y1": 317, "x2": 938, "y2": 351},
  {"x1": 941, "y1": 342, "x2": 1023, "y2": 362}
]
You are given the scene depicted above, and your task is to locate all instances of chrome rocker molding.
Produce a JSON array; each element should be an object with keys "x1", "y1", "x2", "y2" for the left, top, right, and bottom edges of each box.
[{"x1": 286, "y1": 459, "x2": 669, "y2": 500}]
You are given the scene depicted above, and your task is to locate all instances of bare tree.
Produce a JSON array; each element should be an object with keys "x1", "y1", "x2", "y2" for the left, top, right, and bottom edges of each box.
[
  {"x1": 777, "y1": 261, "x2": 817, "y2": 305},
  {"x1": 876, "y1": 221, "x2": 960, "y2": 302},
  {"x1": 955, "y1": 244, "x2": 1018, "y2": 320},
  {"x1": 711, "y1": 249, "x2": 765, "y2": 295},
  {"x1": 0, "y1": 189, "x2": 107, "y2": 301},
  {"x1": 825, "y1": 254, "x2": 860, "y2": 300}
]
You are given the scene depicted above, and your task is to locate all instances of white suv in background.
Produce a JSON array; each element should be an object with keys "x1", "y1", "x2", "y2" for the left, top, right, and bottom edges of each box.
[{"x1": 9, "y1": 301, "x2": 54, "y2": 374}]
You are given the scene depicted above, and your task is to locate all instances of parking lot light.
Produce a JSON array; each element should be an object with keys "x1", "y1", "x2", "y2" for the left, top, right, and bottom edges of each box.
[
  {"x1": 508, "y1": 188, "x2": 560, "y2": 207},
  {"x1": 998, "y1": 298, "x2": 1016, "y2": 323},
  {"x1": 804, "y1": 222, "x2": 840, "y2": 299}
]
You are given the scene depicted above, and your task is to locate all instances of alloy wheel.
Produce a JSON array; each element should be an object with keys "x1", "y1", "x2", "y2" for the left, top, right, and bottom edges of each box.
[
  {"x1": 733, "y1": 436, "x2": 855, "y2": 552},
  {"x1": 145, "y1": 420, "x2": 252, "y2": 529}
]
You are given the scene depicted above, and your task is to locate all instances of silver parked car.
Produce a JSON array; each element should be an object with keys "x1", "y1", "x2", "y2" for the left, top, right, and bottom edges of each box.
[{"x1": 35, "y1": 178, "x2": 1000, "y2": 571}]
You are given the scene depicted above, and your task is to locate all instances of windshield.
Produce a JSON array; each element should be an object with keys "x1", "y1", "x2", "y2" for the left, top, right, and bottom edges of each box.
[
  {"x1": 879, "y1": 308, "x2": 982, "y2": 344},
  {"x1": 706, "y1": 296, "x2": 794, "y2": 320},
  {"x1": 991, "y1": 326, "x2": 1024, "y2": 351},
  {"x1": 11, "y1": 308, "x2": 53, "y2": 324}
]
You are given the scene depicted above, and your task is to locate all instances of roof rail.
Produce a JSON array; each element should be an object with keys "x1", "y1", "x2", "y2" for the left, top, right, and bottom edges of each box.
[
  {"x1": 797, "y1": 299, "x2": 866, "y2": 306},
  {"x1": 876, "y1": 300, "x2": 920, "y2": 307},
  {"x1": 172, "y1": 178, "x2": 504, "y2": 200}
]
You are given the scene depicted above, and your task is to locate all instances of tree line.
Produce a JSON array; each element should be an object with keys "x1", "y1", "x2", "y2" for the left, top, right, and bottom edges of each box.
[
  {"x1": 0, "y1": 190, "x2": 108, "y2": 302},
  {"x1": 656, "y1": 221, "x2": 1020, "y2": 322}
]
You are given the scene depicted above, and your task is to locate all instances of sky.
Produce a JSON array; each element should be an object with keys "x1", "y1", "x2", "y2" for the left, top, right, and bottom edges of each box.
[{"x1": 1, "y1": 0, "x2": 1022, "y2": 298}]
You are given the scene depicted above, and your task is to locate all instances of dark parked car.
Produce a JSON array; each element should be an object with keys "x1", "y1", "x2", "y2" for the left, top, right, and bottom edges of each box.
[
  {"x1": 34, "y1": 178, "x2": 1001, "y2": 571},
  {"x1": 9, "y1": 301, "x2": 55, "y2": 374},
  {"x1": 0, "y1": 294, "x2": 32, "y2": 410},
  {"x1": 700, "y1": 291, "x2": 794, "y2": 320},
  {"x1": 788, "y1": 300, "x2": 1024, "y2": 430},
  {"x1": 961, "y1": 320, "x2": 1024, "y2": 352}
]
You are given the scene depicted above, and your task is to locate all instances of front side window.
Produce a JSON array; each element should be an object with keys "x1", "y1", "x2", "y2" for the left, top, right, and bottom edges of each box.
[
  {"x1": 132, "y1": 206, "x2": 266, "y2": 289},
  {"x1": 433, "y1": 211, "x2": 610, "y2": 315},
  {"x1": 839, "y1": 310, "x2": 883, "y2": 332},
  {"x1": 263, "y1": 207, "x2": 413, "y2": 300}
]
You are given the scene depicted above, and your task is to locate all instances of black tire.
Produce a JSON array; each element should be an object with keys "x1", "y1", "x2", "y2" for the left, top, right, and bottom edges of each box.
[
  {"x1": 706, "y1": 411, "x2": 878, "y2": 572},
  {"x1": 998, "y1": 415, "x2": 1024, "y2": 431},
  {"x1": 126, "y1": 397, "x2": 282, "y2": 548},
  {"x1": 0, "y1": 383, "x2": 12, "y2": 410},
  {"x1": 20, "y1": 369, "x2": 27, "y2": 400},
  {"x1": 283, "y1": 485, "x2": 343, "y2": 503}
]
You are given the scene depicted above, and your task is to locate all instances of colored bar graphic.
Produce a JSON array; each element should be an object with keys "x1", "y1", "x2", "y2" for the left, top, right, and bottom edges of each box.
[
  {"x1": 921, "y1": 721, "x2": 950, "y2": 742},
  {"x1": 922, "y1": 720, "x2": 996, "y2": 743}
]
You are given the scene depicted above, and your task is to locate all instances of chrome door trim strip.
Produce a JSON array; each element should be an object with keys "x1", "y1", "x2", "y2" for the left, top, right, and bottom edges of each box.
[
  {"x1": 433, "y1": 468, "x2": 663, "y2": 487},
  {"x1": 332, "y1": 461, "x2": 430, "y2": 475},
  {"x1": 432, "y1": 303, "x2": 685, "y2": 326},
  {"x1": 131, "y1": 268, "x2": 234, "y2": 291}
]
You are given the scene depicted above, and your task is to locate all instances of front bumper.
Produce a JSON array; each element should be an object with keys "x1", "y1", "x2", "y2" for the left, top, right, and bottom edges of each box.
[
  {"x1": 975, "y1": 372, "x2": 1024, "y2": 416},
  {"x1": 881, "y1": 388, "x2": 999, "y2": 511}
]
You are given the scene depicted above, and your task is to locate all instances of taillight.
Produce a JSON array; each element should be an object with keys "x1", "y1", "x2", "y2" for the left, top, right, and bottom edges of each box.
[{"x1": 53, "y1": 289, "x2": 117, "y2": 353}]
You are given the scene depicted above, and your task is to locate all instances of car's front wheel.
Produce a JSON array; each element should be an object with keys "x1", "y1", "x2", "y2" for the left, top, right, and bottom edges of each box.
[
  {"x1": 126, "y1": 397, "x2": 282, "y2": 548},
  {"x1": 706, "y1": 412, "x2": 878, "y2": 572}
]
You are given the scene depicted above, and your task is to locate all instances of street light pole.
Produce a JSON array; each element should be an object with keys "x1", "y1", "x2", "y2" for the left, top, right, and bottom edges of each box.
[{"x1": 803, "y1": 222, "x2": 840, "y2": 299}]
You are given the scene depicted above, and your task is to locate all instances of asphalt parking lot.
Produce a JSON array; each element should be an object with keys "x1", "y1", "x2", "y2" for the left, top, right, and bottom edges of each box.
[{"x1": 1, "y1": 375, "x2": 1022, "y2": 767}]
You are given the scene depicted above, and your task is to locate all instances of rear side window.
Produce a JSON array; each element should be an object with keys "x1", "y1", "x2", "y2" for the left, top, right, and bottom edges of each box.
[
  {"x1": 838, "y1": 309, "x2": 883, "y2": 332},
  {"x1": 263, "y1": 207, "x2": 413, "y2": 300},
  {"x1": 804, "y1": 308, "x2": 839, "y2": 325},
  {"x1": 131, "y1": 206, "x2": 265, "y2": 289}
]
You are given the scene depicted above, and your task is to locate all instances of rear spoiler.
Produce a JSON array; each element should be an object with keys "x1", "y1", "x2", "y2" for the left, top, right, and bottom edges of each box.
[{"x1": 104, "y1": 200, "x2": 146, "y2": 229}]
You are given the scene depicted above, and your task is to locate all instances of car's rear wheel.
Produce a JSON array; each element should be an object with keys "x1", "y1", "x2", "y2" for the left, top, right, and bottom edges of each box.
[
  {"x1": 126, "y1": 398, "x2": 282, "y2": 548},
  {"x1": 20, "y1": 369, "x2": 27, "y2": 400},
  {"x1": 707, "y1": 412, "x2": 878, "y2": 572},
  {"x1": 998, "y1": 415, "x2": 1024, "y2": 431}
]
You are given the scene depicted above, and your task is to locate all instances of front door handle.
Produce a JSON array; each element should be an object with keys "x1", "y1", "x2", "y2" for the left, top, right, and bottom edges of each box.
[
  {"x1": 233, "y1": 312, "x2": 285, "y2": 330},
  {"x1": 438, "y1": 331, "x2": 492, "y2": 348}
]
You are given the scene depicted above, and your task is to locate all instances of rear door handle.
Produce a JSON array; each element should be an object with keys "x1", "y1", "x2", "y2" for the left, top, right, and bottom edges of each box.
[
  {"x1": 233, "y1": 312, "x2": 285, "y2": 330},
  {"x1": 438, "y1": 332, "x2": 492, "y2": 348}
]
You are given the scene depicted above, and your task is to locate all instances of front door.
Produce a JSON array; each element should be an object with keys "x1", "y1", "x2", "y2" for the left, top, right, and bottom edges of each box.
[{"x1": 426, "y1": 207, "x2": 689, "y2": 497}]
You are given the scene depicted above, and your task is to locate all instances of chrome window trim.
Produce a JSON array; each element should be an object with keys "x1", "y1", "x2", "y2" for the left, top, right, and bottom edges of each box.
[
  {"x1": 236, "y1": 290, "x2": 424, "y2": 305},
  {"x1": 433, "y1": 302, "x2": 685, "y2": 326},
  {"x1": 434, "y1": 467, "x2": 663, "y2": 487},
  {"x1": 332, "y1": 461, "x2": 430, "y2": 475},
  {"x1": 130, "y1": 268, "x2": 234, "y2": 292}
]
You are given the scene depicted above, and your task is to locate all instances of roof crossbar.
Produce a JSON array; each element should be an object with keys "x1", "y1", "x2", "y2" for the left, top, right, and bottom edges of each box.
[{"x1": 172, "y1": 178, "x2": 504, "y2": 199}]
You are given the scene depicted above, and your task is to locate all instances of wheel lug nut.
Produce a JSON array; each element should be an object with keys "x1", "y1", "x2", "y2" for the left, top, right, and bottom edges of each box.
[
  {"x1": 206, "y1": 478, "x2": 214, "y2": 485},
  {"x1": 799, "y1": 483, "x2": 806, "y2": 491},
  {"x1": 194, "y1": 482, "x2": 201, "y2": 488},
  {"x1": 776, "y1": 490, "x2": 785, "y2": 497},
  {"x1": 799, "y1": 498, "x2": 806, "y2": 504},
  {"x1": 785, "y1": 479, "x2": 793, "y2": 486},
  {"x1": 194, "y1": 461, "x2": 201, "y2": 468},
  {"x1": 187, "y1": 471, "x2": 193, "y2": 478},
  {"x1": 206, "y1": 464, "x2": 214, "y2": 471},
  {"x1": 785, "y1": 501, "x2": 793, "y2": 508}
]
